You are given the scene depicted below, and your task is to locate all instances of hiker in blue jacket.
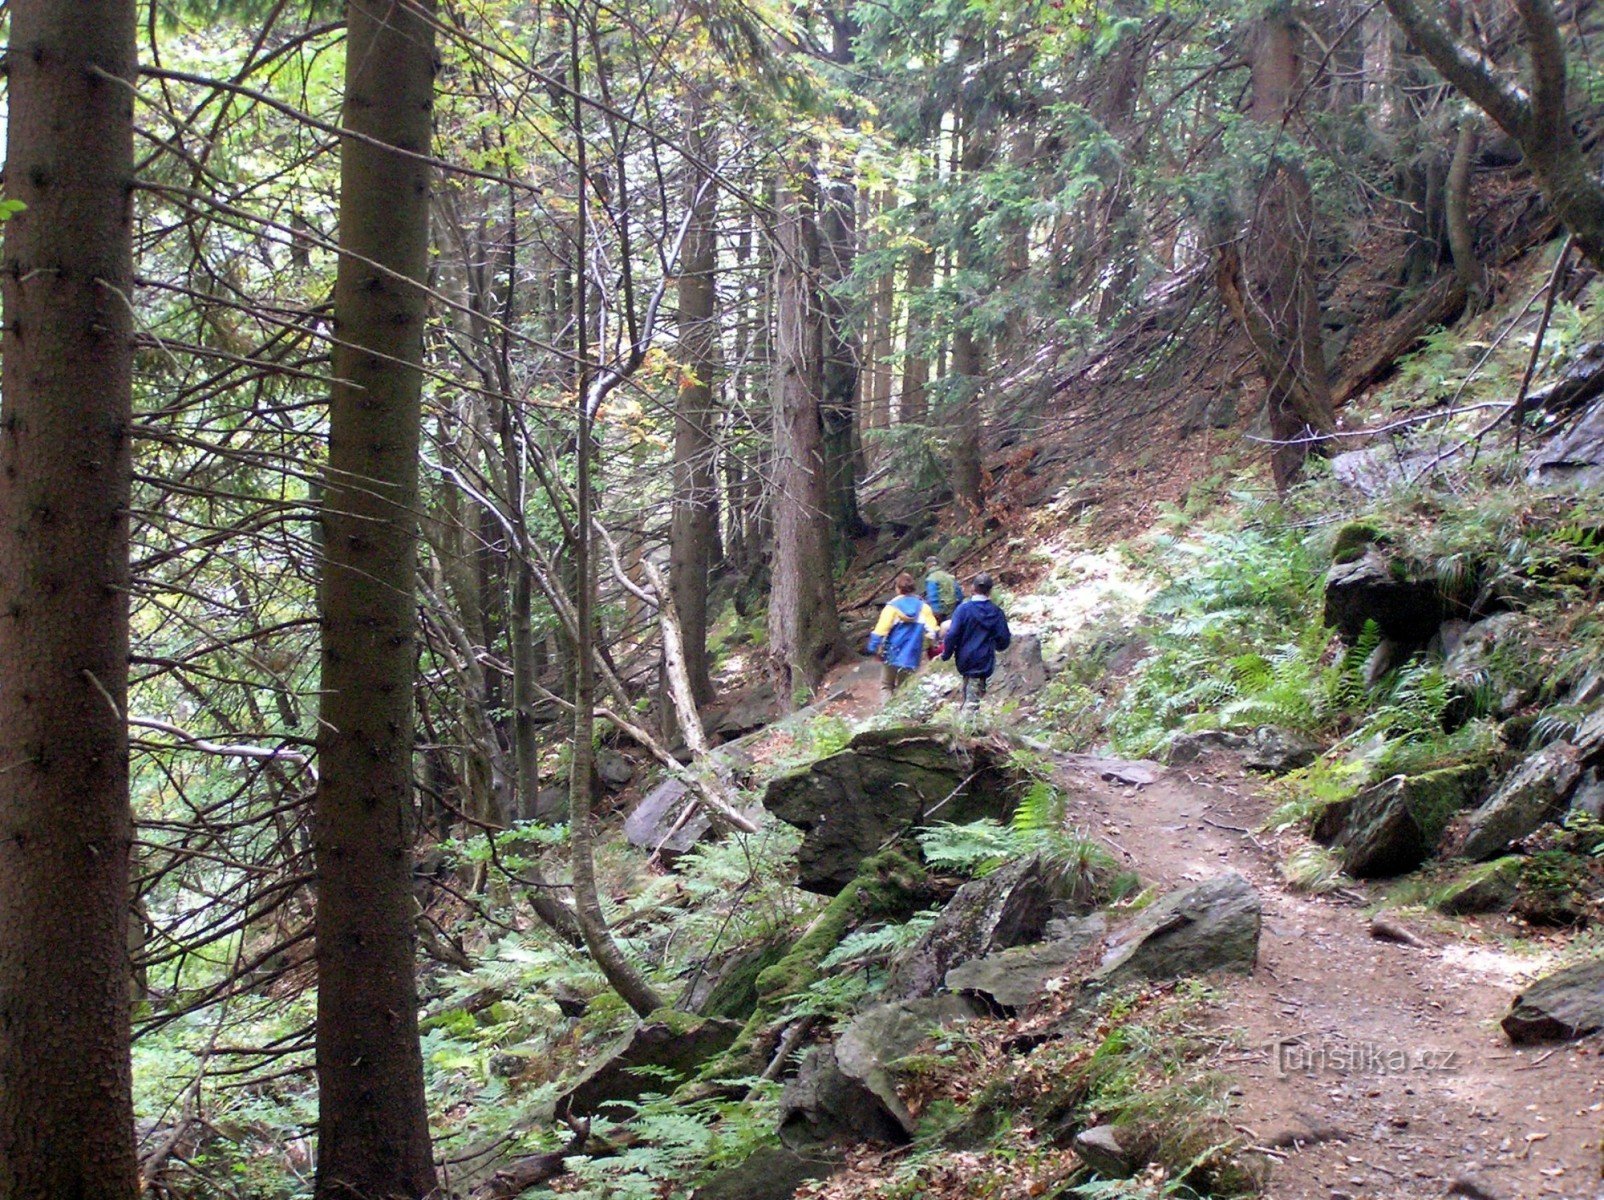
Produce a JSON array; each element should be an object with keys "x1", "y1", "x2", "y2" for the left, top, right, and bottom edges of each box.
[
  {"x1": 866, "y1": 571, "x2": 939, "y2": 701},
  {"x1": 941, "y1": 571, "x2": 1012, "y2": 710}
]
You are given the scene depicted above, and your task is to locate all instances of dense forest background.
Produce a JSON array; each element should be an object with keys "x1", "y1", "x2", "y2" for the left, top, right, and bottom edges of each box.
[{"x1": 6, "y1": 0, "x2": 1604, "y2": 1198}]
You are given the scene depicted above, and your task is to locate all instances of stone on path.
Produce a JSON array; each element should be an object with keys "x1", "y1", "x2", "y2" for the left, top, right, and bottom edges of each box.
[{"x1": 1502, "y1": 956, "x2": 1604, "y2": 1044}]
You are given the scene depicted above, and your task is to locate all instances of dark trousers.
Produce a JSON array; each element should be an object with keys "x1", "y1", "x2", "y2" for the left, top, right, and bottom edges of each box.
[{"x1": 960, "y1": 674, "x2": 989, "y2": 708}]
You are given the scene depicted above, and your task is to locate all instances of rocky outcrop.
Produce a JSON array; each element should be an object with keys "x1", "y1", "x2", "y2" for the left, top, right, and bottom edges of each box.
[
  {"x1": 1313, "y1": 766, "x2": 1486, "y2": 878},
  {"x1": 556, "y1": 1016, "x2": 741, "y2": 1119},
  {"x1": 763, "y1": 728, "x2": 1024, "y2": 894},
  {"x1": 691, "y1": 1147, "x2": 840, "y2": 1200},
  {"x1": 945, "y1": 874, "x2": 1260, "y2": 1012},
  {"x1": 944, "y1": 915, "x2": 1108, "y2": 1011},
  {"x1": 992, "y1": 634, "x2": 1049, "y2": 700},
  {"x1": 777, "y1": 996, "x2": 981, "y2": 1148},
  {"x1": 624, "y1": 779, "x2": 699, "y2": 855},
  {"x1": 1460, "y1": 743, "x2": 1582, "y2": 861},
  {"x1": 1092, "y1": 872, "x2": 1261, "y2": 987},
  {"x1": 1323, "y1": 548, "x2": 1442, "y2": 649},
  {"x1": 596, "y1": 748, "x2": 635, "y2": 791},
  {"x1": 1242, "y1": 726, "x2": 1321, "y2": 774},
  {"x1": 1442, "y1": 613, "x2": 1540, "y2": 715},
  {"x1": 1502, "y1": 956, "x2": 1604, "y2": 1044},
  {"x1": 1433, "y1": 857, "x2": 1523, "y2": 915},
  {"x1": 1529, "y1": 390, "x2": 1604, "y2": 491},
  {"x1": 1074, "y1": 1125, "x2": 1137, "y2": 1178},
  {"x1": 883, "y1": 853, "x2": 1093, "y2": 1000}
]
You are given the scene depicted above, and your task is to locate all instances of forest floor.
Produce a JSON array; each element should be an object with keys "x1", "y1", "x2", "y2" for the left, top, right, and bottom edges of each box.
[{"x1": 1057, "y1": 750, "x2": 1601, "y2": 1200}]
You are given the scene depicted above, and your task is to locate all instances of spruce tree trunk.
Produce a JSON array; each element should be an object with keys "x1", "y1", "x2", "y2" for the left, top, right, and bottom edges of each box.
[
  {"x1": 1218, "y1": 4, "x2": 1335, "y2": 491},
  {"x1": 670, "y1": 114, "x2": 719, "y2": 708},
  {"x1": 0, "y1": 4, "x2": 140, "y2": 1196},
  {"x1": 313, "y1": 4, "x2": 439, "y2": 1196},
  {"x1": 901, "y1": 239, "x2": 934, "y2": 423},
  {"x1": 768, "y1": 174, "x2": 842, "y2": 707}
]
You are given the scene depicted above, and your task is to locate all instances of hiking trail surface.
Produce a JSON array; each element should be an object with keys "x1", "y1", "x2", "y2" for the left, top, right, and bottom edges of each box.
[{"x1": 1058, "y1": 747, "x2": 1600, "y2": 1200}]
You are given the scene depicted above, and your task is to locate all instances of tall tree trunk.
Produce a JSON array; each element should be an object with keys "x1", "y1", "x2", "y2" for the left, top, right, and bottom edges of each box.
[
  {"x1": 901, "y1": 238, "x2": 934, "y2": 423},
  {"x1": 0, "y1": 4, "x2": 140, "y2": 1197},
  {"x1": 768, "y1": 173, "x2": 843, "y2": 708},
  {"x1": 313, "y1": 4, "x2": 439, "y2": 1196},
  {"x1": 819, "y1": 17, "x2": 869, "y2": 548},
  {"x1": 670, "y1": 112, "x2": 719, "y2": 709},
  {"x1": 1446, "y1": 111, "x2": 1486, "y2": 304},
  {"x1": 951, "y1": 101, "x2": 994, "y2": 516},
  {"x1": 1219, "y1": 4, "x2": 1336, "y2": 491}
]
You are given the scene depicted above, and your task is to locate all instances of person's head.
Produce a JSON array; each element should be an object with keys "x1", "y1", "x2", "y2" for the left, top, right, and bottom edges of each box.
[
  {"x1": 896, "y1": 571, "x2": 917, "y2": 595},
  {"x1": 971, "y1": 571, "x2": 994, "y2": 595},
  {"x1": 925, "y1": 556, "x2": 941, "y2": 571}
]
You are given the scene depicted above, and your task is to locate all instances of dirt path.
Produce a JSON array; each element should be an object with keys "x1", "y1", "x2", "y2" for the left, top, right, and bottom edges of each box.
[{"x1": 1054, "y1": 750, "x2": 1602, "y2": 1200}]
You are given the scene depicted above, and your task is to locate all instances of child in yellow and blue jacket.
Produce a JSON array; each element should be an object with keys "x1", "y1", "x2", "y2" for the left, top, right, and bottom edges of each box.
[{"x1": 866, "y1": 572, "x2": 939, "y2": 701}]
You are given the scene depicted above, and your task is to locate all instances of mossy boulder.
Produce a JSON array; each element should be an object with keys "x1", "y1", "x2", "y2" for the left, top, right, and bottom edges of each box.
[
  {"x1": 1459, "y1": 743, "x2": 1582, "y2": 861},
  {"x1": 1432, "y1": 856, "x2": 1524, "y2": 915},
  {"x1": 692, "y1": 1146, "x2": 840, "y2": 1200},
  {"x1": 1330, "y1": 522, "x2": 1384, "y2": 565},
  {"x1": 762, "y1": 727, "x2": 1026, "y2": 895},
  {"x1": 1092, "y1": 872, "x2": 1261, "y2": 988},
  {"x1": 1322, "y1": 548, "x2": 1442, "y2": 649},
  {"x1": 1313, "y1": 765, "x2": 1487, "y2": 878}
]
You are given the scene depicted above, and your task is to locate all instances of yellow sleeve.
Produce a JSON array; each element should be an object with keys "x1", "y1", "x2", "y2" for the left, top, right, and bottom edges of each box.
[
  {"x1": 919, "y1": 603, "x2": 938, "y2": 635},
  {"x1": 872, "y1": 603, "x2": 899, "y2": 638}
]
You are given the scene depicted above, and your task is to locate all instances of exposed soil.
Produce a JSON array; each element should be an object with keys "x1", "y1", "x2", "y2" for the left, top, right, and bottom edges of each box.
[{"x1": 1055, "y1": 750, "x2": 1602, "y2": 1200}]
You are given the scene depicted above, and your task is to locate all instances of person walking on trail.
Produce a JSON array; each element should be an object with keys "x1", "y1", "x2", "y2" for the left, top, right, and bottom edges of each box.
[
  {"x1": 941, "y1": 571, "x2": 1012, "y2": 710},
  {"x1": 866, "y1": 571, "x2": 939, "y2": 701},
  {"x1": 924, "y1": 557, "x2": 963, "y2": 622}
]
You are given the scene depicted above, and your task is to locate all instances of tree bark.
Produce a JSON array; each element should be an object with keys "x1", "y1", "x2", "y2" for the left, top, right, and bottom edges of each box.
[
  {"x1": 0, "y1": 3, "x2": 141, "y2": 1197},
  {"x1": 1446, "y1": 110, "x2": 1486, "y2": 304},
  {"x1": 901, "y1": 237, "x2": 935, "y2": 423},
  {"x1": 1219, "y1": 5, "x2": 1336, "y2": 491},
  {"x1": 768, "y1": 172, "x2": 843, "y2": 708},
  {"x1": 313, "y1": 3, "x2": 439, "y2": 1196},
  {"x1": 670, "y1": 112, "x2": 719, "y2": 710}
]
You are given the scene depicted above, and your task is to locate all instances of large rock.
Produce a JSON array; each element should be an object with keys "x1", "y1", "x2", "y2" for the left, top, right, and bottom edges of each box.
[
  {"x1": 1242, "y1": 726, "x2": 1321, "y2": 774},
  {"x1": 884, "y1": 853, "x2": 1091, "y2": 1000},
  {"x1": 624, "y1": 779, "x2": 703, "y2": 856},
  {"x1": 596, "y1": 748, "x2": 636, "y2": 791},
  {"x1": 1092, "y1": 872, "x2": 1260, "y2": 987},
  {"x1": 1502, "y1": 956, "x2": 1604, "y2": 1043},
  {"x1": 1313, "y1": 766, "x2": 1486, "y2": 878},
  {"x1": 991, "y1": 634, "x2": 1049, "y2": 701},
  {"x1": 763, "y1": 728, "x2": 1025, "y2": 894},
  {"x1": 1323, "y1": 548, "x2": 1442, "y2": 649},
  {"x1": 1460, "y1": 743, "x2": 1582, "y2": 861},
  {"x1": 706, "y1": 682, "x2": 781, "y2": 741},
  {"x1": 945, "y1": 914, "x2": 1108, "y2": 1011},
  {"x1": 946, "y1": 874, "x2": 1260, "y2": 1013},
  {"x1": 778, "y1": 996, "x2": 980, "y2": 1147},
  {"x1": 1443, "y1": 612, "x2": 1540, "y2": 715},
  {"x1": 1569, "y1": 767, "x2": 1604, "y2": 821},
  {"x1": 1433, "y1": 857, "x2": 1524, "y2": 915},
  {"x1": 556, "y1": 1016, "x2": 741, "y2": 1119},
  {"x1": 691, "y1": 1146, "x2": 840, "y2": 1200},
  {"x1": 1529, "y1": 390, "x2": 1604, "y2": 492},
  {"x1": 1074, "y1": 1125, "x2": 1137, "y2": 1178}
]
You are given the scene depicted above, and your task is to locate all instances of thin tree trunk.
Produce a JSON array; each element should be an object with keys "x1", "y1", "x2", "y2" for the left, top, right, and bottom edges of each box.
[
  {"x1": 0, "y1": 3, "x2": 141, "y2": 1196},
  {"x1": 313, "y1": 3, "x2": 439, "y2": 1196},
  {"x1": 1446, "y1": 112, "x2": 1486, "y2": 304},
  {"x1": 565, "y1": 21, "x2": 666, "y2": 1019},
  {"x1": 768, "y1": 172, "x2": 843, "y2": 707},
  {"x1": 670, "y1": 110, "x2": 719, "y2": 709},
  {"x1": 901, "y1": 238, "x2": 934, "y2": 423}
]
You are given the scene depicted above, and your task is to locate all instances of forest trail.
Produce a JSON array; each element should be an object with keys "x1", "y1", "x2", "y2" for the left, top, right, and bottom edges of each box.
[{"x1": 1054, "y1": 751, "x2": 1601, "y2": 1200}]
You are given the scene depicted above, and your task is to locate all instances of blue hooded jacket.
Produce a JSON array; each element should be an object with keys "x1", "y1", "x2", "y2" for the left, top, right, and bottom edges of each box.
[
  {"x1": 941, "y1": 596, "x2": 1012, "y2": 678},
  {"x1": 867, "y1": 594, "x2": 937, "y2": 670}
]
